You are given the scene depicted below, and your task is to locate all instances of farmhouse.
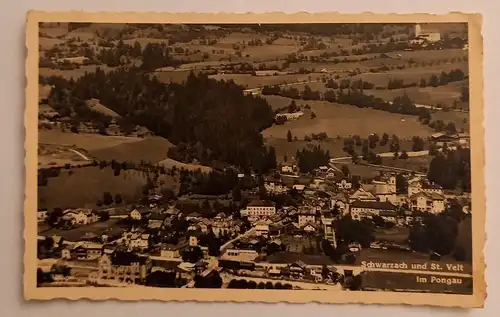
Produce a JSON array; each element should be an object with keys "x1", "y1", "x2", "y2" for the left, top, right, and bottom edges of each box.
[
  {"x1": 431, "y1": 132, "x2": 460, "y2": 147},
  {"x1": 408, "y1": 192, "x2": 446, "y2": 214},
  {"x1": 350, "y1": 200, "x2": 398, "y2": 221},
  {"x1": 275, "y1": 111, "x2": 304, "y2": 121}
]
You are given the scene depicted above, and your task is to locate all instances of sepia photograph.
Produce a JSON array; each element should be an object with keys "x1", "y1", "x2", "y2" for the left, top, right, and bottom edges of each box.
[{"x1": 24, "y1": 11, "x2": 485, "y2": 307}]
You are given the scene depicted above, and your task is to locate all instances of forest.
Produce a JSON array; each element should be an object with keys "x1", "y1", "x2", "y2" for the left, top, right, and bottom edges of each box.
[{"x1": 41, "y1": 69, "x2": 275, "y2": 169}]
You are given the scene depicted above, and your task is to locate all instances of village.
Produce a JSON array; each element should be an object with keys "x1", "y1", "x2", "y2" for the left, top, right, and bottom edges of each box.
[
  {"x1": 34, "y1": 21, "x2": 473, "y2": 294},
  {"x1": 36, "y1": 139, "x2": 472, "y2": 291}
]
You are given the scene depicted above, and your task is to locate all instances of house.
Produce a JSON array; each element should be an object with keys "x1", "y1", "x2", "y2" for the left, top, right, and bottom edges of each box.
[
  {"x1": 185, "y1": 212, "x2": 202, "y2": 221},
  {"x1": 408, "y1": 192, "x2": 446, "y2": 214},
  {"x1": 240, "y1": 200, "x2": 276, "y2": 220},
  {"x1": 337, "y1": 179, "x2": 352, "y2": 190},
  {"x1": 129, "y1": 208, "x2": 143, "y2": 221},
  {"x1": 62, "y1": 209, "x2": 90, "y2": 225},
  {"x1": 310, "y1": 178, "x2": 326, "y2": 189},
  {"x1": 264, "y1": 179, "x2": 288, "y2": 194},
  {"x1": 57, "y1": 56, "x2": 89, "y2": 65},
  {"x1": 254, "y1": 221, "x2": 270, "y2": 237},
  {"x1": 71, "y1": 243, "x2": 103, "y2": 260},
  {"x1": 414, "y1": 24, "x2": 441, "y2": 42},
  {"x1": 350, "y1": 200, "x2": 398, "y2": 221},
  {"x1": 159, "y1": 243, "x2": 189, "y2": 259},
  {"x1": 292, "y1": 184, "x2": 306, "y2": 192},
  {"x1": 129, "y1": 233, "x2": 150, "y2": 250},
  {"x1": 281, "y1": 165, "x2": 295, "y2": 174},
  {"x1": 96, "y1": 251, "x2": 151, "y2": 285},
  {"x1": 408, "y1": 178, "x2": 444, "y2": 197},
  {"x1": 349, "y1": 188, "x2": 377, "y2": 203},
  {"x1": 378, "y1": 210, "x2": 399, "y2": 223},
  {"x1": 287, "y1": 261, "x2": 307, "y2": 278},
  {"x1": 221, "y1": 248, "x2": 259, "y2": 262},
  {"x1": 37, "y1": 210, "x2": 48, "y2": 222},
  {"x1": 297, "y1": 208, "x2": 316, "y2": 227},
  {"x1": 301, "y1": 222, "x2": 318, "y2": 233},
  {"x1": 431, "y1": 132, "x2": 459, "y2": 147}
]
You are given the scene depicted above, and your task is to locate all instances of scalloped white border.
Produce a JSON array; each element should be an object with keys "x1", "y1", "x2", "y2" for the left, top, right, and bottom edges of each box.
[{"x1": 24, "y1": 11, "x2": 486, "y2": 308}]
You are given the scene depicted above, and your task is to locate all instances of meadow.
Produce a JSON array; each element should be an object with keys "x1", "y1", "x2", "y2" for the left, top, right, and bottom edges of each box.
[
  {"x1": 39, "y1": 130, "x2": 142, "y2": 152},
  {"x1": 262, "y1": 98, "x2": 434, "y2": 140},
  {"x1": 38, "y1": 166, "x2": 152, "y2": 210}
]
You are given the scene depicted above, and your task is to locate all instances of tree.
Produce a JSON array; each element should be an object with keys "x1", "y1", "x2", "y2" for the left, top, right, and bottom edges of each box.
[
  {"x1": 380, "y1": 133, "x2": 390, "y2": 146},
  {"x1": 400, "y1": 150, "x2": 409, "y2": 160},
  {"x1": 341, "y1": 165, "x2": 350, "y2": 177},
  {"x1": 114, "y1": 193, "x2": 123, "y2": 204},
  {"x1": 232, "y1": 185, "x2": 242, "y2": 202},
  {"x1": 419, "y1": 78, "x2": 427, "y2": 87},
  {"x1": 287, "y1": 130, "x2": 293, "y2": 142},
  {"x1": 429, "y1": 74, "x2": 439, "y2": 87},
  {"x1": 102, "y1": 192, "x2": 113, "y2": 205},
  {"x1": 411, "y1": 136, "x2": 425, "y2": 152}
]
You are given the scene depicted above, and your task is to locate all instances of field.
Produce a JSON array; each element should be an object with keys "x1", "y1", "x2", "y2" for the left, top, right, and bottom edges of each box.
[
  {"x1": 209, "y1": 73, "x2": 317, "y2": 89},
  {"x1": 39, "y1": 131, "x2": 142, "y2": 152},
  {"x1": 431, "y1": 109, "x2": 470, "y2": 132},
  {"x1": 262, "y1": 98, "x2": 434, "y2": 140},
  {"x1": 38, "y1": 166, "x2": 154, "y2": 210},
  {"x1": 379, "y1": 156, "x2": 433, "y2": 174},
  {"x1": 158, "y1": 158, "x2": 212, "y2": 173},
  {"x1": 351, "y1": 62, "x2": 468, "y2": 87},
  {"x1": 88, "y1": 136, "x2": 174, "y2": 164},
  {"x1": 37, "y1": 219, "x2": 128, "y2": 242},
  {"x1": 152, "y1": 69, "x2": 212, "y2": 84},
  {"x1": 364, "y1": 82, "x2": 467, "y2": 108},
  {"x1": 39, "y1": 65, "x2": 117, "y2": 80},
  {"x1": 38, "y1": 144, "x2": 90, "y2": 169}
]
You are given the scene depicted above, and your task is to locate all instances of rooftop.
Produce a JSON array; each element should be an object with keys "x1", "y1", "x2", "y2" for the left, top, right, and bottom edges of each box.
[
  {"x1": 247, "y1": 200, "x2": 276, "y2": 207},
  {"x1": 350, "y1": 200, "x2": 397, "y2": 210}
]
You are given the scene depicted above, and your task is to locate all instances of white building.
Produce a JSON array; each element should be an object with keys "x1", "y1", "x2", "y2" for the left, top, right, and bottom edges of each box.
[
  {"x1": 264, "y1": 180, "x2": 288, "y2": 194},
  {"x1": 408, "y1": 178, "x2": 444, "y2": 197},
  {"x1": 254, "y1": 221, "x2": 270, "y2": 237},
  {"x1": 414, "y1": 24, "x2": 441, "y2": 42},
  {"x1": 408, "y1": 192, "x2": 446, "y2": 214},
  {"x1": 240, "y1": 200, "x2": 276, "y2": 220},
  {"x1": 221, "y1": 249, "x2": 259, "y2": 262},
  {"x1": 297, "y1": 206, "x2": 316, "y2": 227},
  {"x1": 350, "y1": 200, "x2": 398, "y2": 221},
  {"x1": 349, "y1": 188, "x2": 377, "y2": 203}
]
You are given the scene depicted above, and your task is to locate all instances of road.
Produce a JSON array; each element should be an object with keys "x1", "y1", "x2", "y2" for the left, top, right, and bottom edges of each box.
[
  {"x1": 68, "y1": 148, "x2": 91, "y2": 161},
  {"x1": 220, "y1": 227, "x2": 257, "y2": 252}
]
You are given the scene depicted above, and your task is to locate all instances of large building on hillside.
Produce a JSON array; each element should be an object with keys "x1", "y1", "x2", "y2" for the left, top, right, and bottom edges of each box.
[{"x1": 413, "y1": 24, "x2": 441, "y2": 42}]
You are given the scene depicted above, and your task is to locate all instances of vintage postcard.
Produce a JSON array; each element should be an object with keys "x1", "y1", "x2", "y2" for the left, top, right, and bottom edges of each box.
[{"x1": 25, "y1": 11, "x2": 486, "y2": 307}]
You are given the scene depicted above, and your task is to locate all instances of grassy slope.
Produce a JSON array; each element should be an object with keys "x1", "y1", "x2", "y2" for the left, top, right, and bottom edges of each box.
[
  {"x1": 262, "y1": 98, "x2": 434, "y2": 140},
  {"x1": 38, "y1": 166, "x2": 152, "y2": 210}
]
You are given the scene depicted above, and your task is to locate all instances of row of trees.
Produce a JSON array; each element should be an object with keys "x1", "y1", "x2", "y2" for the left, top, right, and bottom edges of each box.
[{"x1": 427, "y1": 148, "x2": 471, "y2": 192}]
